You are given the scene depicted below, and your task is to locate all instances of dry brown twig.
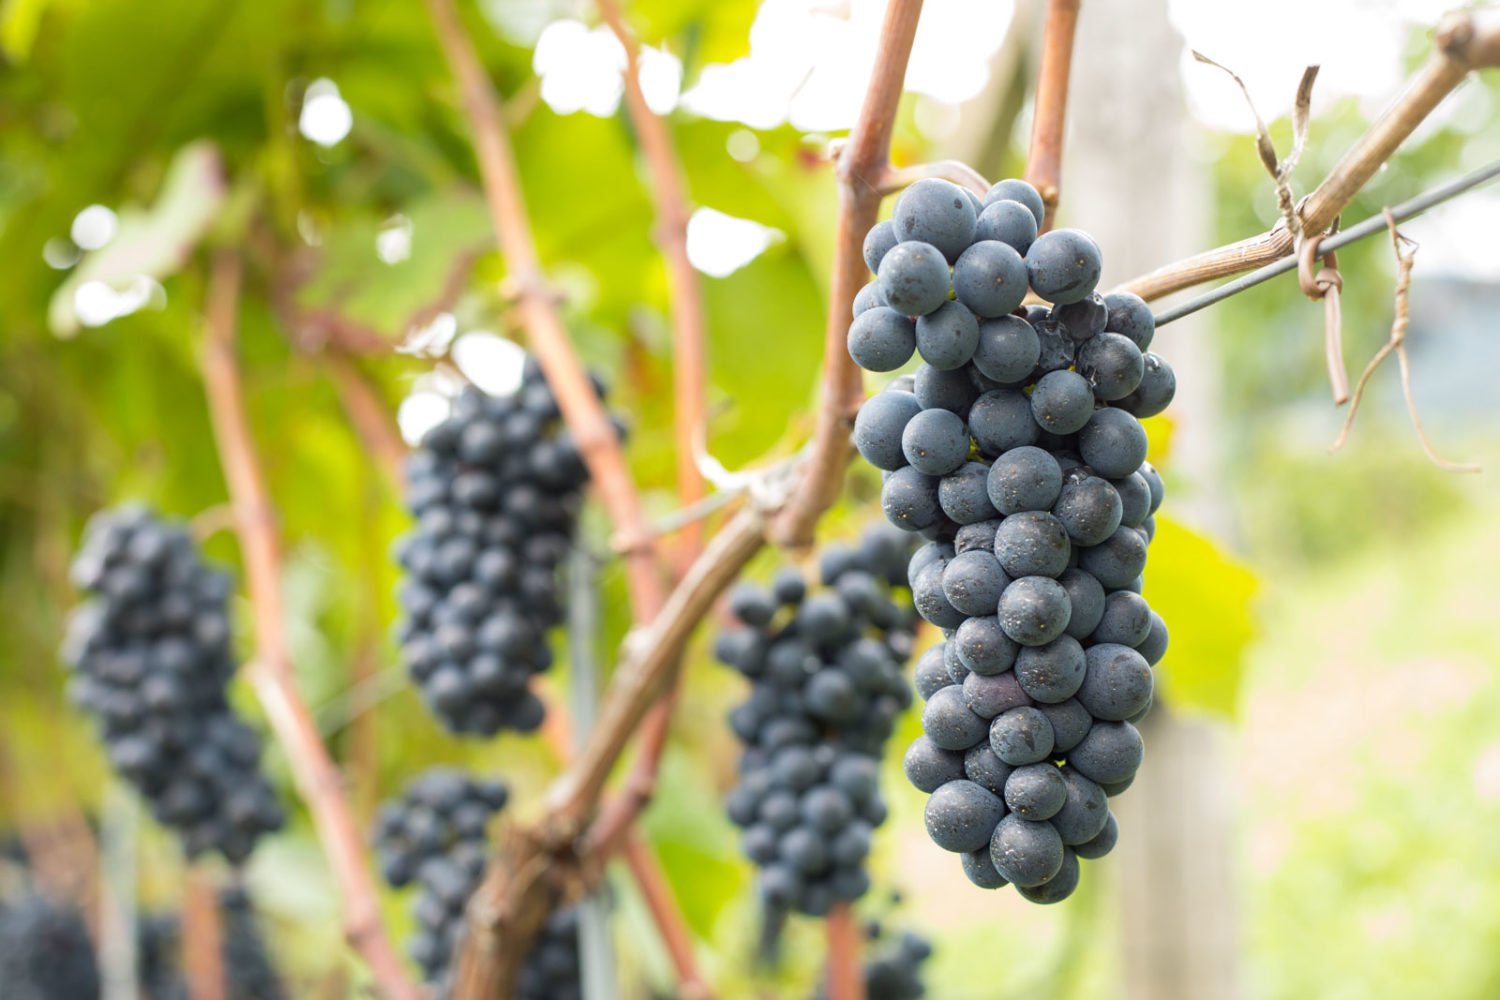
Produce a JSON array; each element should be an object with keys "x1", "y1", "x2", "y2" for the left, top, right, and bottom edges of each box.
[
  {"x1": 198, "y1": 251, "x2": 424, "y2": 1000},
  {"x1": 182, "y1": 874, "x2": 226, "y2": 1000},
  {"x1": 1119, "y1": 8, "x2": 1500, "y2": 302},
  {"x1": 1329, "y1": 210, "x2": 1478, "y2": 471}
]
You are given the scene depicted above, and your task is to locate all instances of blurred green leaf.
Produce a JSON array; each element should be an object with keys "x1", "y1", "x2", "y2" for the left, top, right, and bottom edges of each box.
[
  {"x1": 1145, "y1": 516, "x2": 1257, "y2": 719},
  {"x1": 47, "y1": 142, "x2": 226, "y2": 336}
]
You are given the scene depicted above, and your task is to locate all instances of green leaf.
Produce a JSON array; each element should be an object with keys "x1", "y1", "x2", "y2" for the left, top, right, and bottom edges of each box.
[
  {"x1": 0, "y1": 0, "x2": 51, "y2": 62},
  {"x1": 1144, "y1": 516, "x2": 1257, "y2": 719}
]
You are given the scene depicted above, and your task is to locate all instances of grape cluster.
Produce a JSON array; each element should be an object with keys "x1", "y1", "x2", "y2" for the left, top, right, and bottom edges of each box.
[
  {"x1": 716, "y1": 527, "x2": 918, "y2": 916},
  {"x1": 62, "y1": 506, "x2": 284, "y2": 863},
  {"x1": 395, "y1": 360, "x2": 616, "y2": 736},
  {"x1": 847, "y1": 177, "x2": 1173, "y2": 903},
  {"x1": 371, "y1": 767, "x2": 583, "y2": 998},
  {"x1": 0, "y1": 894, "x2": 100, "y2": 1000},
  {"x1": 373, "y1": 768, "x2": 510, "y2": 995}
]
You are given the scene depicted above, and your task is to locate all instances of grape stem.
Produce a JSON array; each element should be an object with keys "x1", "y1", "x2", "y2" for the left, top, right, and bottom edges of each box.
[
  {"x1": 1024, "y1": 0, "x2": 1082, "y2": 231},
  {"x1": 873, "y1": 159, "x2": 991, "y2": 197},
  {"x1": 197, "y1": 250, "x2": 425, "y2": 1000},
  {"x1": 1117, "y1": 7, "x2": 1500, "y2": 302}
]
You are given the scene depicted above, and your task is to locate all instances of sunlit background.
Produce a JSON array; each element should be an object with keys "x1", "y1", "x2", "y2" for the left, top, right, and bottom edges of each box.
[{"x1": 3, "y1": 0, "x2": 1499, "y2": 998}]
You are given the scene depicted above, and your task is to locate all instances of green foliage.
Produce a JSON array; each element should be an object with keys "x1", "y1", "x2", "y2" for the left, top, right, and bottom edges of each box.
[{"x1": 1143, "y1": 516, "x2": 1256, "y2": 720}]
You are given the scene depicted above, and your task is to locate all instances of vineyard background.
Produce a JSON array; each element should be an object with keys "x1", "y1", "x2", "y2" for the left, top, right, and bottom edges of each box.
[{"x1": 2, "y1": 0, "x2": 1500, "y2": 998}]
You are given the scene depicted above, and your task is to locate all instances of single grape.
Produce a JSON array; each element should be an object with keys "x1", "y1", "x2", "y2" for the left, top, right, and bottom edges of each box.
[
  {"x1": 881, "y1": 467, "x2": 943, "y2": 532},
  {"x1": 922, "y1": 686, "x2": 991, "y2": 751},
  {"x1": 962, "y1": 671, "x2": 1032, "y2": 720},
  {"x1": 912, "y1": 561, "x2": 967, "y2": 629},
  {"x1": 1076, "y1": 332, "x2": 1144, "y2": 401},
  {"x1": 989, "y1": 812, "x2": 1064, "y2": 887},
  {"x1": 989, "y1": 706, "x2": 1055, "y2": 765},
  {"x1": 914, "y1": 364, "x2": 979, "y2": 417},
  {"x1": 877, "y1": 241, "x2": 951, "y2": 317},
  {"x1": 893, "y1": 178, "x2": 977, "y2": 263},
  {"x1": 1075, "y1": 643, "x2": 1153, "y2": 721},
  {"x1": 915, "y1": 300, "x2": 981, "y2": 370},
  {"x1": 914, "y1": 645, "x2": 953, "y2": 699},
  {"x1": 1049, "y1": 766, "x2": 1109, "y2": 845},
  {"x1": 852, "y1": 281, "x2": 886, "y2": 317},
  {"x1": 938, "y1": 463, "x2": 1000, "y2": 525},
  {"x1": 1004, "y1": 763, "x2": 1067, "y2": 820},
  {"x1": 1051, "y1": 293, "x2": 1109, "y2": 341},
  {"x1": 1077, "y1": 407, "x2": 1148, "y2": 479},
  {"x1": 863, "y1": 219, "x2": 899, "y2": 274},
  {"x1": 962, "y1": 848, "x2": 1011, "y2": 889},
  {"x1": 1077, "y1": 526, "x2": 1148, "y2": 590},
  {"x1": 1068, "y1": 721, "x2": 1144, "y2": 786},
  {"x1": 986, "y1": 446, "x2": 1063, "y2": 516},
  {"x1": 1112, "y1": 471, "x2": 1152, "y2": 528},
  {"x1": 1102, "y1": 291, "x2": 1154, "y2": 350},
  {"x1": 1030, "y1": 370, "x2": 1096, "y2": 435},
  {"x1": 997, "y1": 576, "x2": 1072, "y2": 646},
  {"x1": 993, "y1": 511, "x2": 1071, "y2": 579},
  {"x1": 1025, "y1": 229, "x2": 1102, "y2": 305},
  {"x1": 1035, "y1": 698, "x2": 1093, "y2": 754},
  {"x1": 1014, "y1": 634, "x2": 1087, "y2": 704},
  {"x1": 1052, "y1": 468, "x2": 1123, "y2": 547},
  {"x1": 901, "y1": 407, "x2": 971, "y2": 476},
  {"x1": 924, "y1": 779, "x2": 1005, "y2": 852},
  {"x1": 1073, "y1": 812, "x2": 1118, "y2": 860},
  {"x1": 904, "y1": 736, "x2": 967, "y2": 793},
  {"x1": 973, "y1": 199, "x2": 1038, "y2": 254},
  {"x1": 1117, "y1": 352, "x2": 1176, "y2": 418},
  {"x1": 983, "y1": 179, "x2": 1046, "y2": 228},
  {"x1": 954, "y1": 615, "x2": 1020, "y2": 676},
  {"x1": 1091, "y1": 591, "x2": 1152, "y2": 647},
  {"x1": 971, "y1": 315, "x2": 1040, "y2": 384},
  {"x1": 953, "y1": 241, "x2": 1029, "y2": 318},
  {"x1": 1028, "y1": 317, "x2": 1076, "y2": 381},
  {"x1": 1016, "y1": 847, "x2": 1079, "y2": 904},
  {"x1": 941, "y1": 549, "x2": 1010, "y2": 617},
  {"x1": 853, "y1": 390, "x2": 923, "y2": 471},
  {"x1": 1137, "y1": 611, "x2": 1169, "y2": 666},
  {"x1": 848, "y1": 307, "x2": 918, "y2": 372},
  {"x1": 968, "y1": 389, "x2": 1039, "y2": 456}
]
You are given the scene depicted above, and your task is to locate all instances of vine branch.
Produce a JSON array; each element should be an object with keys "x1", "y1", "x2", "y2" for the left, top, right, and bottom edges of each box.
[
  {"x1": 1118, "y1": 8, "x2": 1500, "y2": 302},
  {"x1": 1024, "y1": 0, "x2": 1081, "y2": 229},
  {"x1": 197, "y1": 250, "x2": 422, "y2": 1000}
]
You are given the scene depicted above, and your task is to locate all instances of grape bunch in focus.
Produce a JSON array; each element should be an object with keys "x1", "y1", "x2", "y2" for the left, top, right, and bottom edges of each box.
[
  {"x1": 848, "y1": 177, "x2": 1174, "y2": 902},
  {"x1": 716, "y1": 526, "x2": 919, "y2": 917}
]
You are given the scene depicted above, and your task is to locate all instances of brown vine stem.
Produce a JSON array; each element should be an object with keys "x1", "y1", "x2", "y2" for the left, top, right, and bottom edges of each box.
[
  {"x1": 422, "y1": 0, "x2": 666, "y2": 621},
  {"x1": 182, "y1": 874, "x2": 225, "y2": 1000},
  {"x1": 591, "y1": 3, "x2": 711, "y2": 932},
  {"x1": 198, "y1": 250, "x2": 423, "y2": 1000},
  {"x1": 773, "y1": 0, "x2": 926, "y2": 549},
  {"x1": 825, "y1": 903, "x2": 862, "y2": 1000},
  {"x1": 597, "y1": 0, "x2": 707, "y2": 572},
  {"x1": 1023, "y1": 0, "x2": 1081, "y2": 230},
  {"x1": 1118, "y1": 8, "x2": 1500, "y2": 302}
]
